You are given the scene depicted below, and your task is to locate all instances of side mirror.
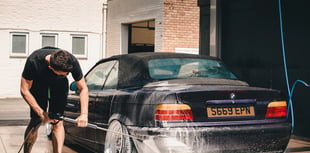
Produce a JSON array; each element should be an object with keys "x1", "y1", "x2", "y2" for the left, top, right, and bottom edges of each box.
[{"x1": 70, "y1": 82, "x2": 78, "y2": 92}]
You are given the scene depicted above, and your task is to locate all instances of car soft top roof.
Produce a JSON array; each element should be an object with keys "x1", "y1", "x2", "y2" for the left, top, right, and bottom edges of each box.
[{"x1": 96, "y1": 52, "x2": 220, "y2": 89}]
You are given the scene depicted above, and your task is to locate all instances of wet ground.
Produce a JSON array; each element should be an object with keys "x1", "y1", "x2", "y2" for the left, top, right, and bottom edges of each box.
[{"x1": 0, "y1": 98, "x2": 310, "y2": 153}]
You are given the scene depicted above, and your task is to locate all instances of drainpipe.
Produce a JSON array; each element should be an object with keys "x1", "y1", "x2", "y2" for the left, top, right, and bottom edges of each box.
[{"x1": 102, "y1": 0, "x2": 108, "y2": 58}]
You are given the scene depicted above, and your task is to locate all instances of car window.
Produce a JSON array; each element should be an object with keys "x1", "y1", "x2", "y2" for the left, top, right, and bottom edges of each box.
[
  {"x1": 104, "y1": 61, "x2": 119, "y2": 89},
  {"x1": 85, "y1": 60, "x2": 117, "y2": 90},
  {"x1": 148, "y1": 58, "x2": 237, "y2": 80}
]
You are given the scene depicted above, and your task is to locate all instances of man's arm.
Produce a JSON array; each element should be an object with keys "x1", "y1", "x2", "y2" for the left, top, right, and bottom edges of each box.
[
  {"x1": 20, "y1": 77, "x2": 49, "y2": 123},
  {"x1": 75, "y1": 77, "x2": 89, "y2": 127}
]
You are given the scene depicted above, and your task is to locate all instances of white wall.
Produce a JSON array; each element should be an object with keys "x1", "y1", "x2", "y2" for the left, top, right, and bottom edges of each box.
[
  {"x1": 107, "y1": 0, "x2": 163, "y2": 56},
  {"x1": 0, "y1": 0, "x2": 104, "y2": 98}
]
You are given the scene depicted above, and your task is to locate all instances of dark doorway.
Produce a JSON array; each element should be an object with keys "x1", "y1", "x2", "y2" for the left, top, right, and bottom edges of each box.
[
  {"x1": 217, "y1": 0, "x2": 310, "y2": 137},
  {"x1": 128, "y1": 20, "x2": 155, "y2": 53}
]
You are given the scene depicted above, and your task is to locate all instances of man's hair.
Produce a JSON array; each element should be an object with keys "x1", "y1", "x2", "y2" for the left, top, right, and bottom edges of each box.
[{"x1": 50, "y1": 50, "x2": 74, "y2": 72}]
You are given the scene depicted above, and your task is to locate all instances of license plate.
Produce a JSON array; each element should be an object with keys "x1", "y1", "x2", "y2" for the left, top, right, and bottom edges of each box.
[{"x1": 207, "y1": 106, "x2": 255, "y2": 118}]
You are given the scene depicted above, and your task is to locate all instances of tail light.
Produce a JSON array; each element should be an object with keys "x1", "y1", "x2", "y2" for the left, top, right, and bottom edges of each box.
[
  {"x1": 265, "y1": 101, "x2": 287, "y2": 118},
  {"x1": 155, "y1": 104, "x2": 194, "y2": 121}
]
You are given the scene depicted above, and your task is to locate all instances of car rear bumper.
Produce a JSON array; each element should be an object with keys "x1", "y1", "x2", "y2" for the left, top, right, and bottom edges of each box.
[{"x1": 127, "y1": 122, "x2": 291, "y2": 153}]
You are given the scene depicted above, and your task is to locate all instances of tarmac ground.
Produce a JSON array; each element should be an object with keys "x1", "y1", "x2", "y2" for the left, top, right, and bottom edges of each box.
[{"x1": 0, "y1": 98, "x2": 310, "y2": 153}]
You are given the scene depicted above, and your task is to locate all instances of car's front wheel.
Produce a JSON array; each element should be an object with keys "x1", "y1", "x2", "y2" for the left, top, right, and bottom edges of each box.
[{"x1": 104, "y1": 120, "x2": 134, "y2": 153}]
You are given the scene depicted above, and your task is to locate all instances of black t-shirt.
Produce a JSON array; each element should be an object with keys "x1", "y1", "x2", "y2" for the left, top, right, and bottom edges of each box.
[{"x1": 22, "y1": 48, "x2": 84, "y2": 83}]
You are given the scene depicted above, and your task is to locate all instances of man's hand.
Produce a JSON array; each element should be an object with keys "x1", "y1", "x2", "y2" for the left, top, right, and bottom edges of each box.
[
  {"x1": 40, "y1": 112, "x2": 52, "y2": 124},
  {"x1": 75, "y1": 114, "x2": 88, "y2": 127},
  {"x1": 75, "y1": 77, "x2": 89, "y2": 128}
]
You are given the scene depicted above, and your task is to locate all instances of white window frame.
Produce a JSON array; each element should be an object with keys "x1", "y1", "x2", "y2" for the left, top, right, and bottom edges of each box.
[
  {"x1": 10, "y1": 32, "x2": 29, "y2": 57},
  {"x1": 41, "y1": 33, "x2": 58, "y2": 48},
  {"x1": 71, "y1": 34, "x2": 88, "y2": 58}
]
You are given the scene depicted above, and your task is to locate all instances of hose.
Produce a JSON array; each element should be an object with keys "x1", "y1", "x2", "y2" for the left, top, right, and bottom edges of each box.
[
  {"x1": 18, "y1": 120, "x2": 41, "y2": 153},
  {"x1": 278, "y1": 0, "x2": 310, "y2": 133},
  {"x1": 61, "y1": 117, "x2": 143, "y2": 142}
]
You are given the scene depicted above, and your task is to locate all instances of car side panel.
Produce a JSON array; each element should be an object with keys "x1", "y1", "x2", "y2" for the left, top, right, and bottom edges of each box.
[
  {"x1": 94, "y1": 90, "x2": 114, "y2": 148},
  {"x1": 64, "y1": 93, "x2": 98, "y2": 151}
]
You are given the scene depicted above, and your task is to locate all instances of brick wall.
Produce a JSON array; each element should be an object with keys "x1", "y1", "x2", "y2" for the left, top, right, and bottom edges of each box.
[{"x1": 163, "y1": 0, "x2": 200, "y2": 52}]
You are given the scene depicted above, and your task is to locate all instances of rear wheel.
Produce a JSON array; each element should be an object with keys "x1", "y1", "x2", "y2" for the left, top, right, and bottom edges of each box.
[{"x1": 104, "y1": 120, "x2": 134, "y2": 153}]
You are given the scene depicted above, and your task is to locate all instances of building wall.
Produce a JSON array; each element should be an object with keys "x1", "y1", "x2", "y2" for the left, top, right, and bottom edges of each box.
[
  {"x1": 0, "y1": 0, "x2": 200, "y2": 97},
  {"x1": 0, "y1": 0, "x2": 104, "y2": 98},
  {"x1": 107, "y1": 0, "x2": 163, "y2": 57},
  {"x1": 107, "y1": 0, "x2": 200, "y2": 56},
  {"x1": 163, "y1": 0, "x2": 200, "y2": 53}
]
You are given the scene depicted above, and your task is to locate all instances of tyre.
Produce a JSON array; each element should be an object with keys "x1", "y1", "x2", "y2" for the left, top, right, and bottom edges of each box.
[{"x1": 104, "y1": 120, "x2": 134, "y2": 153}]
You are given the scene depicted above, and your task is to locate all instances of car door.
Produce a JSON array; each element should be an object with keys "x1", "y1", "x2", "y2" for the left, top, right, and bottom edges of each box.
[
  {"x1": 94, "y1": 61, "x2": 119, "y2": 147},
  {"x1": 65, "y1": 60, "x2": 117, "y2": 151},
  {"x1": 65, "y1": 91, "x2": 97, "y2": 150},
  {"x1": 85, "y1": 60, "x2": 118, "y2": 150}
]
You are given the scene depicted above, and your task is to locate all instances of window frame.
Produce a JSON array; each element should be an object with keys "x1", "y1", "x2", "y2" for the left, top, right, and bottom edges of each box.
[
  {"x1": 85, "y1": 60, "x2": 118, "y2": 91},
  {"x1": 10, "y1": 32, "x2": 29, "y2": 57},
  {"x1": 41, "y1": 33, "x2": 58, "y2": 48},
  {"x1": 71, "y1": 34, "x2": 88, "y2": 58}
]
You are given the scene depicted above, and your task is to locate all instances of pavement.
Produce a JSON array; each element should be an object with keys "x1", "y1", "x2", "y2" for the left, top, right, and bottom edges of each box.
[
  {"x1": 0, "y1": 98, "x2": 79, "y2": 153},
  {"x1": 0, "y1": 98, "x2": 310, "y2": 153}
]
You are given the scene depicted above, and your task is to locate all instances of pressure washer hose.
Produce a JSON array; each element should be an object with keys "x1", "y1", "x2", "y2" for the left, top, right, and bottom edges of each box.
[
  {"x1": 18, "y1": 120, "x2": 41, "y2": 153},
  {"x1": 18, "y1": 118, "x2": 143, "y2": 152},
  {"x1": 278, "y1": 0, "x2": 310, "y2": 133},
  {"x1": 62, "y1": 117, "x2": 143, "y2": 141}
]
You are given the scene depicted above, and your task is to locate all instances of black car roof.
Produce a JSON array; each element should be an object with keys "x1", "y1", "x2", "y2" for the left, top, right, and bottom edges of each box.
[
  {"x1": 100, "y1": 52, "x2": 217, "y2": 62},
  {"x1": 96, "y1": 52, "x2": 219, "y2": 89}
]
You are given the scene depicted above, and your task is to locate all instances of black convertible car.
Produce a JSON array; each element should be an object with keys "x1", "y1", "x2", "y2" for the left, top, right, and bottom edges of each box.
[{"x1": 64, "y1": 52, "x2": 291, "y2": 153}]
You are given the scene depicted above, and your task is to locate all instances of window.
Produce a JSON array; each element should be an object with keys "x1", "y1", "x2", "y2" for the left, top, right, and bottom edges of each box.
[
  {"x1": 148, "y1": 58, "x2": 237, "y2": 80},
  {"x1": 128, "y1": 20, "x2": 155, "y2": 53},
  {"x1": 10, "y1": 32, "x2": 28, "y2": 56},
  {"x1": 71, "y1": 35, "x2": 87, "y2": 58},
  {"x1": 104, "y1": 62, "x2": 118, "y2": 89},
  {"x1": 41, "y1": 34, "x2": 57, "y2": 47},
  {"x1": 85, "y1": 60, "x2": 118, "y2": 90}
]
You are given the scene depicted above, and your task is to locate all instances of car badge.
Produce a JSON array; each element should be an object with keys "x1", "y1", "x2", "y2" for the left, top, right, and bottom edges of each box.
[{"x1": 230, "y1": 93, "x2": 236, "y2": 100}]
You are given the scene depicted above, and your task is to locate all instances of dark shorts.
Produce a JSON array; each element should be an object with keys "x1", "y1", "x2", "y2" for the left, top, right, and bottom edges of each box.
[{"x1": 30, "y1": 77, "x2": 69, "y2": 119}]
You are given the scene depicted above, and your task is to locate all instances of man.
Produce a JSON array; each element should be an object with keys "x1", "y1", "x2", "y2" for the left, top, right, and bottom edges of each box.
[{"x1": 20, "y1": 47, "x2": 89, "y2": 153}]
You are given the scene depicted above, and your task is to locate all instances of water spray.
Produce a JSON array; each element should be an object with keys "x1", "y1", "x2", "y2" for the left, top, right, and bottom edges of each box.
[
  {"x1": 61, "y1": 117, "x2": 144, "y2": 141},
  {"x1": 18, "y1": 116, "x2": 149, "y2": 153},
  {"x1": 62, "y1": 117, "x2": 163, "y2": 153},
  {"x1": 278, "y1": 0, "x2": 310, "y2": 133}
]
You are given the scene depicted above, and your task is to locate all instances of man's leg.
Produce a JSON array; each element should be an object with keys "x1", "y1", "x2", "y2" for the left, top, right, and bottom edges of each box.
[
  {"x1": 49, "y1": 77, "x2": 68, "y2": 153},
  {"x1": 24, "y1": 85, "x2": 47, "y2": 153},
  {"x1": 51, "y1": 120, "x2": 65, "y2": 153},
  {"x1": 23, "y1": 118, "x2": 41, "y2": 153}
]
